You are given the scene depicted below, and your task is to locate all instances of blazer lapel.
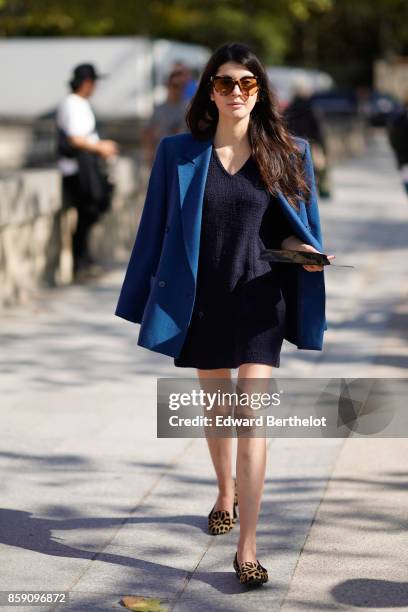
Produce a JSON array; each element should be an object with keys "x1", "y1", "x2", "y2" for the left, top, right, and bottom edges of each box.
[
  {"x1": 276, "y1": 190, "x2": 322, "y2": 252},
  {"x1": 177, "y1": 137, "x2": 213, "y2": 278}
]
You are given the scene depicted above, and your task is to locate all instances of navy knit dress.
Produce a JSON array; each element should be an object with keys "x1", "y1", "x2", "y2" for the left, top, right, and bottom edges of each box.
[{"x1": 174, "y1": 146, "x2": 294, "y2": 370}]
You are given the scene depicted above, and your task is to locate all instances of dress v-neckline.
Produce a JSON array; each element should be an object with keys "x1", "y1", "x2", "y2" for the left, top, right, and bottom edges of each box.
[{"x1": 212, "y1": 146, "x2": 252, "y2": 177}]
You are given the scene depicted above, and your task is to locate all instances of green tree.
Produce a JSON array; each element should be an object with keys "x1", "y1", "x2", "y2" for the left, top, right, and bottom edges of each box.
[{"x1": 2, "y1": 0, "x2": 408, "y2": 85}]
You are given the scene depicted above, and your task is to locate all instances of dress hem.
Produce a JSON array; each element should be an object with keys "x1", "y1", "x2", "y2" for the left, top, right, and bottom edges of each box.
[{"x1": 174, "y1": 352, "x2": 281, "y2": 370}]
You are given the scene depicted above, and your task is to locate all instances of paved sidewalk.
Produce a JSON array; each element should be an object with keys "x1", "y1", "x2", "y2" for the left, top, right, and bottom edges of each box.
[{"x1": 0, "y1": 130, "x2": 407, "y2": 611}]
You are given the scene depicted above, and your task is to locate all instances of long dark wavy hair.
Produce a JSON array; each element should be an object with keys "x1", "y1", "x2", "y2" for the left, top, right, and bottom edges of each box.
[{"x1": 185, "y1": 42, "x2": 309, "y2": 211}]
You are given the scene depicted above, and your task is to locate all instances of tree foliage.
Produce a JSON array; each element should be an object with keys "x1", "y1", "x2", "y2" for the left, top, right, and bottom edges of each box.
[{"x1": 1, "y1": 0, "x2": 408, "y2": 84}]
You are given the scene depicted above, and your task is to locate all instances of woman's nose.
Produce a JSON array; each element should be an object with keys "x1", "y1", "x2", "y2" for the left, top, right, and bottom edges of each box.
[{"x1": 231, "y1": 83, "x2": 244, "y2": 96}]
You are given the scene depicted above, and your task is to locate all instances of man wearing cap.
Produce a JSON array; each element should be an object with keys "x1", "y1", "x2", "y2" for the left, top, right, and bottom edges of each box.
[{"x1": 56, "y1": 63, "x2": 119, "y2": 275}]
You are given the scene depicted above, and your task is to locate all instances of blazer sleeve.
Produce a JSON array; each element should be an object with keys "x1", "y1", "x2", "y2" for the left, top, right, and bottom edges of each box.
[
  {"x1": 115, "y1": 137, "x2": 168, "y2": 324},
  {"x1": 303, "y1": 140, "x2": 324, "y2": 250},
  {"x1": 302, "y1": 139, "x2": 328, "y2": 332}
]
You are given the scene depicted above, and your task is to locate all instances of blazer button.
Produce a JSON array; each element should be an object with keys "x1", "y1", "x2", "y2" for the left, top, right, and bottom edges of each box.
[
  {"x1": 165, "y1": 225, "x2": 170, "y2": 233},
  {"x1": 158, "y1": 280, "x2": 166, "y2": 287},
  {"x1": 198, "y1": 311, "x2": 204, "y2": 318}
]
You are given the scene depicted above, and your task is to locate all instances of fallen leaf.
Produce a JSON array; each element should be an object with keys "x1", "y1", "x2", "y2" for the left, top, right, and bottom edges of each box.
[{"x1": 121, "y1": 595, "x2": 168, "y2": 612}]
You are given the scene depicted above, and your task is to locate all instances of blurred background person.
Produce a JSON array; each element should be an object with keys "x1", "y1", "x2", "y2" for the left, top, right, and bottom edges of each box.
[
  {"x1": 56, "y1": 63, "x2": 119, "y2": 276},
  {"x1": 142, "y1": 66, "x2": 189, "y2": 165},
  {"x1": 387, "y1": 91, "x2": 408, "y2": 198},
  {"x1": 181, "y1": 65, "x2": 199, "y2": 101},
  {"x1": 168, "y1": 60, "x2": 199, "y2": 101},
  {"x1": 284, "y1": 76, "x2": 331, "y2": 199}
]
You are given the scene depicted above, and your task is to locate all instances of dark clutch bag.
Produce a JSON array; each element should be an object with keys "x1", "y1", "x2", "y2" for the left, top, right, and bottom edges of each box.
[{"x1": 259, "y1": 249, "x2": 353, "y2": 268}]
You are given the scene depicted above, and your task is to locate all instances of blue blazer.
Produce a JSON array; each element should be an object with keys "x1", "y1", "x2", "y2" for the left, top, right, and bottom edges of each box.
[{"x1": 115, "y1": 132, "x2": 327, "y2": 357}]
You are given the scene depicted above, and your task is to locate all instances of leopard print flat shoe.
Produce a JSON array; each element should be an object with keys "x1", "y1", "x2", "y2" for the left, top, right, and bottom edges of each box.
[
  {"x1": 208, "y1": 502, "x2": 237, "y2": 535},
  {"x1": 233, "y1": 551, "x2": 269, "y2": 587},
  {"x1": 208, "y1": 479, "x2": 238, "y2": 535},
  {"x1": 208, "y1": 481, "x2": 238, "y2": 535}
]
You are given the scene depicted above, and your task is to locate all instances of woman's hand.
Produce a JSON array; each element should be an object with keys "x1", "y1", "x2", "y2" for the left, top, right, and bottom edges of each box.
[{"x1": 281, "y1": 235, "x2": 335, "y2": 272}]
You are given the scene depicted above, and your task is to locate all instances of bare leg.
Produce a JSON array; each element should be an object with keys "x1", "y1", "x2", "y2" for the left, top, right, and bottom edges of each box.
[
  {"x1": 197, "y1": 368, "x2": 235, "y2": 517},
  {"x1": 235, "y1": 363, "x2": 273, "y2": 565}
]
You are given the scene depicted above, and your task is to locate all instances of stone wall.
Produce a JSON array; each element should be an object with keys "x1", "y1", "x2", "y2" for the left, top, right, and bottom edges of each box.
[
  {"x1": 0, "y1": 168, "x2": 67, "y2": 306},
  {"x1": 0, "y1": 155, "x2": 144, "y2": 308}
]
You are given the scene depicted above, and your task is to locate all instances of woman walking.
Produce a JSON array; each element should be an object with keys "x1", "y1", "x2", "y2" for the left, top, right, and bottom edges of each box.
[{"x1": 115, "y1": 42, "x2": 333, "y2": 587}]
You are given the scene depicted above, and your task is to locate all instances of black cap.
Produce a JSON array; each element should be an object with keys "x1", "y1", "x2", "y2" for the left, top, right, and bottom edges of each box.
[{"x1": 72, "y1": 63, "x2": 107, "y2": 82}]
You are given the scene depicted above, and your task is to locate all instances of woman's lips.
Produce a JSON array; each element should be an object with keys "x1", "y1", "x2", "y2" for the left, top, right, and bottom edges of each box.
[{"x1": 228, "y1": 102, "x2": 244, "y2": 107}]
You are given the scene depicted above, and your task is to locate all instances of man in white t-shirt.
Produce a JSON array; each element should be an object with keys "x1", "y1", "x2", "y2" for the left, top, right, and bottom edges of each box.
[{"x1": 56, "y1": 63, "x2": 119, "y2": 274}]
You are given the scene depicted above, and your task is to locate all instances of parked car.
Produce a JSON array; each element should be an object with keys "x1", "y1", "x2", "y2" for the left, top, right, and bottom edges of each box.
[
  {"x1": 363, "y1": 91, "x2": 402, "y2": 127},
  {"x1": 309, "y1": 88, "x2": 358, "y2": 116}
]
